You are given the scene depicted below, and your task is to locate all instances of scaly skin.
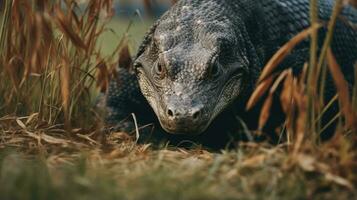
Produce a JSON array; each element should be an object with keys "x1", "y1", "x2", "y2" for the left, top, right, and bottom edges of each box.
[{"x1": 104, "y1": 0, "x2": 357, "y2": 143}]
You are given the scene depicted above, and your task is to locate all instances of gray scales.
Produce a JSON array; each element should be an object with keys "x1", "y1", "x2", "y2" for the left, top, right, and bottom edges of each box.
[{"x1": 103, "y1": 0, "x2": 357, "y2": 147}]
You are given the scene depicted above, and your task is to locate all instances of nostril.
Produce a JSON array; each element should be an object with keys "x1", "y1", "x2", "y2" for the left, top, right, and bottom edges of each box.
[
  {"x1": 167, "y1": 109, "x2": 174, "y2": 117},
  {"x1": 193, "y1": 110, "x2": 201, "y2": 120}
]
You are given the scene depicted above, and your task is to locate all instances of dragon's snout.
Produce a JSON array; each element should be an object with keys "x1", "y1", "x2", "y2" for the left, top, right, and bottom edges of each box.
[
  {"x1": 166, "y1": 104, "x2": 203, "y2": 122},
  {"x1": 158, "y1": 99, "x2": 210, "y2": 135}
]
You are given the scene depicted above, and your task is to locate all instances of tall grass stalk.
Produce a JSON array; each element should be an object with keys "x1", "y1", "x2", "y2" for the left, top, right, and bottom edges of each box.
[
  {"x1": 306, "y1": 0, "x2": 319, "y2": 137},
  {"x1": 306, "y1": 0, "x2": 349, "y2": 142},
  {"x1": 353, "y1": 64, "x2": 357, "y2": 112},
  {"x1": 0, "y1": 0, "x2": 11, "y2": 52}
]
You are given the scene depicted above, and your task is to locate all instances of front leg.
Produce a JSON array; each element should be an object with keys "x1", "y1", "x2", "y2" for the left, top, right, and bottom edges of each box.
[{"x1": 105, "y1": 67, "x2": 154, "y2": 134}]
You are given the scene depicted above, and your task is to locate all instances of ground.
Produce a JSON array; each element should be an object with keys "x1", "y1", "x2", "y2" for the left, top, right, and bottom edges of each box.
[{"x1": 1, "y1": 127, "x2": 356, "y2": 200}]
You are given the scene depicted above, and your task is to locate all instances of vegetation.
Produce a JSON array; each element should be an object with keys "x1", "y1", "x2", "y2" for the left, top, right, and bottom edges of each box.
[{"x1": 0, "y1": 0, "x2": 356, "y2": 199}]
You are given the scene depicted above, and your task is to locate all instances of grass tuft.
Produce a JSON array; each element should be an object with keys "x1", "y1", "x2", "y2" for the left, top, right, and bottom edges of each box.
[{"x1": 0, "y1": 0, "x2": 120, "y2": 128}]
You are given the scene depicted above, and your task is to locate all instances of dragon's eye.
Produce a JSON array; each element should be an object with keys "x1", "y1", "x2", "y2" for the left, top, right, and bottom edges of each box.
[
  {"x1": 209, "y1": 58, "x2": 222, "y2": 79},
  {"x1": 211, "y1": 64, "x2": 220, "y2": 77},
  {"x1": 154, "y1": 61, "x2": 166, "y2": 79}
]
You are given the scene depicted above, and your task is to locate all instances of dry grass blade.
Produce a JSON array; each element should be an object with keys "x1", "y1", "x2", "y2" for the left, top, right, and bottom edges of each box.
[
  {"x1": 26, "y1": 131, "x2": 71, "y2": 146},
  {"x1": 270, "y1": 69, "x2": 290, "y2": 94},
  {"x1": 54, "y1": 6, "x2": 87, "y2": 50},
  {"x1": 353, "y1": 63, "x2": 357, "y2": 111},
  {"x1": 142, "y1": 0, "x2": 154, "y2": 17},
  {"x1": 258, "y1": 94, "x2": 273, "y2": 131},
  {"x1": 246, "y1": 73, "x2": 277, "y2": 110},
  {"x1": 0, "y1": 0, "x2": 11, "y2": 51},
  {"x1": 119, "y1": 43, "x2": 133, "y2": 69},
  {"x1": 280, "y1": 69, "x2": 294, "y2": 114},
  {"x1": 292, "y1": 84, "x2": 308, "y2": 156},
  {"x1": 60, "y1": 58, "x2": 70, "y2": 127},
  {"x1": 242, "y1": 154, "x2": 266, "y2": 167},
  {"x1": 258, "y1": 24, "x2": 321, "y2": 82},
  {"x1": 326, "y1": 48, "x2": 356, "y2": 129},
  {"x1": 350, "y1": 0, "x2": 357, "y2": 7},
  {"x1": 257, "y1": 70, "x2": 290, "y2": 130},
  {"x1": 5, "y1": 57, "x2": 22, "y2": 92},
  {"x1": 96, "y1": 60, "x2": 110, "y2": 92},
  {"x1": 280, "y1": 70, "x2": 296, "y2": 142},
  {"x1": 325, "y1": 173, "x2": 354, "y2": 191},
  {"x1": 16, "y1": 118, "x2": 27, "y2": 130}
]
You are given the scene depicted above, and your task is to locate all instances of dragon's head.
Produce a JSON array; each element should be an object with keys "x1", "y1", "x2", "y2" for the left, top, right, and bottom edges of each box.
[{"x1": 134, "y1": 1, "x2": 251, "y2": 135}]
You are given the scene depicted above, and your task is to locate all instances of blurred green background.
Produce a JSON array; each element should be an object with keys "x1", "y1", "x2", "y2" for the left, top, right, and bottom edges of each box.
[
  {"x1": 96, "y1": 0, "x2": 172, "y2": 55},
  {"x1": 98, "y1": 18, "x2": 154, "y2": 56}
]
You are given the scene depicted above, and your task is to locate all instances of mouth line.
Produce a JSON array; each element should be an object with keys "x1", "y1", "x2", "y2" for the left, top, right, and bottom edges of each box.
[
  {"x1": 212, "y1": 74, "x2": 242, "y2": 117},
  {"x1": 159, "y1": 119, "x2": 210, "y2": 135},
  {"x1": 216, "y1": 74, "x2": 242, "y2": 102}
]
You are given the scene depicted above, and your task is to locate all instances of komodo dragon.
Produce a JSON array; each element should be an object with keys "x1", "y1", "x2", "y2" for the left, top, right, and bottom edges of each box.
[{"x1": 103, "y1": 0, "x2": 357, "y2": 147}]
